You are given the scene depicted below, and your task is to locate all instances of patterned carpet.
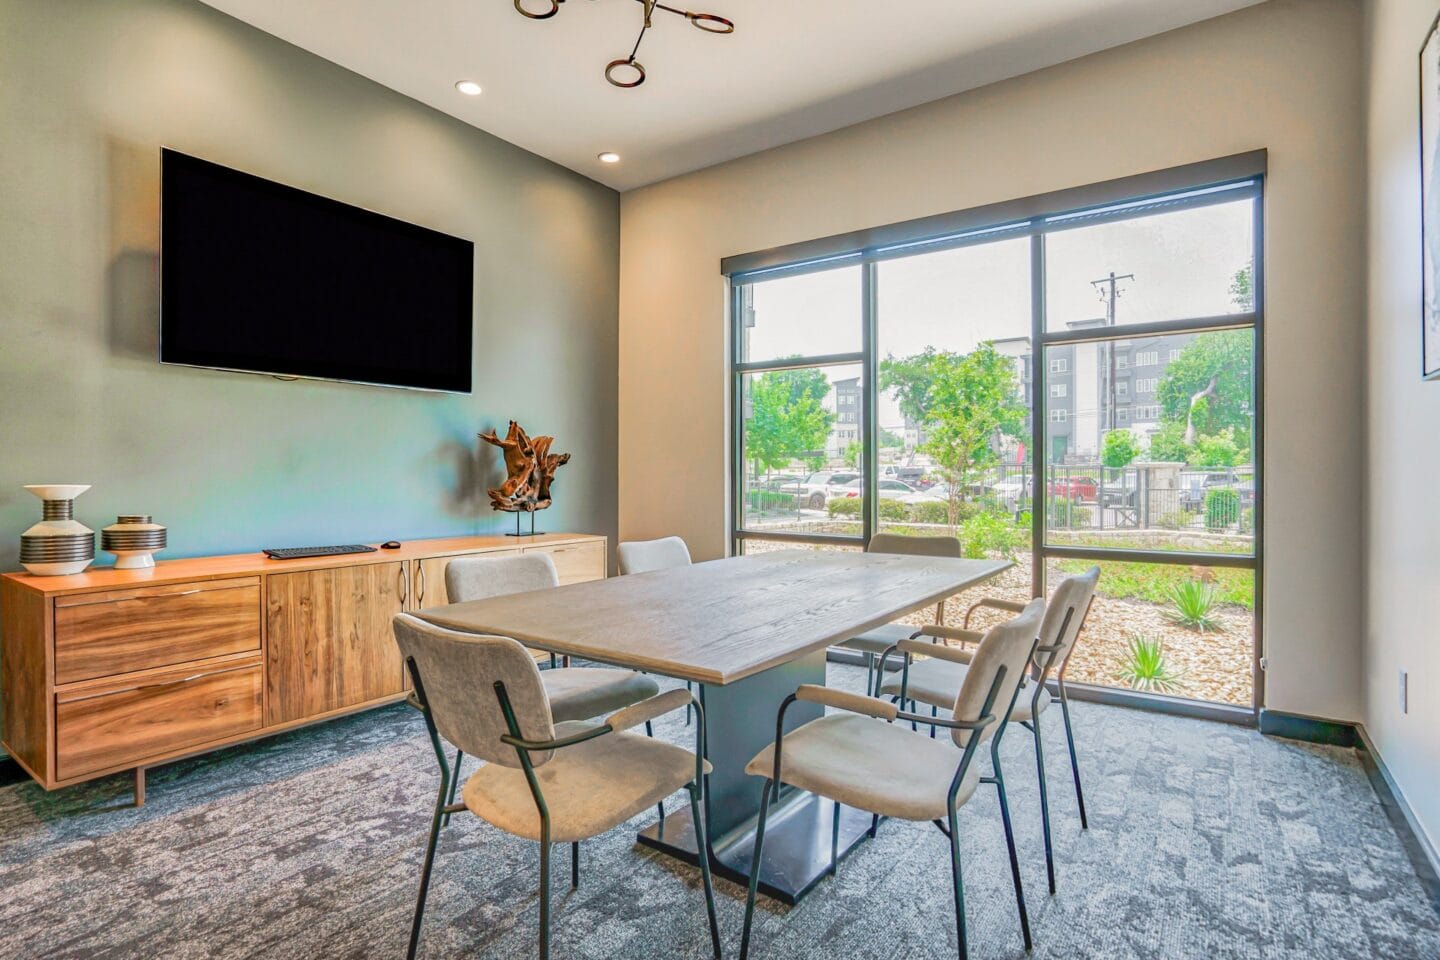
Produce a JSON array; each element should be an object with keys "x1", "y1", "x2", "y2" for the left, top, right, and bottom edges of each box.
[{"x1": 1, "y1": 664, "x2": 1436, "y2": 960}]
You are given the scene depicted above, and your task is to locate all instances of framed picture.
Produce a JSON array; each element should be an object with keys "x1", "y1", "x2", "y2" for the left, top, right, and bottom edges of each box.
[{"x1": 1421, "y1": 11, "x2": 1440, "y2": 379}]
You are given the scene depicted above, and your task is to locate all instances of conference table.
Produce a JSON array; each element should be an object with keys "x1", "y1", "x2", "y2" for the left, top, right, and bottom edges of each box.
[{"x1": 417, "y1": 548, "x2": 1010, "y2": 904}]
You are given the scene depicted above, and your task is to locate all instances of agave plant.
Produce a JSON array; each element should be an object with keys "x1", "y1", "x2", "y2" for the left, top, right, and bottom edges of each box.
[
  {"x1": 1117, "y1": 635, "x2": 1185, "y2": 694},
  {"x1": 1166, "y1": 579, "x2": 1223, "y2": 632}
]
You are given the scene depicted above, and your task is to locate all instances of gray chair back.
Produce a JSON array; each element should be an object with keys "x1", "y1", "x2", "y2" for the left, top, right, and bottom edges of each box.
[
  {"x1": 1033, "y1": 566, "x2": 1100, "y2": 679},
  {"x1": 446, "y1": 552, "x2": 560, "y2": 603},
  {"x1": 392, "y1": 613, "x2": 557, "y2": 768},
  {"x1": 952, "y1": 598, "x2": 1045, "y2": 749},
  {"x1": 866, "y1": 532, "x2": 962, "y2": 558},
  {"x1": 617, "y1": 536, "x2": 692, "y2": 575}
]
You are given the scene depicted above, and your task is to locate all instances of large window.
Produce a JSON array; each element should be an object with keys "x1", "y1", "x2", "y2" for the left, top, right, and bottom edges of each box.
[{"x1": 729, "y1": 160, "x2": 1263, "y2": 712}]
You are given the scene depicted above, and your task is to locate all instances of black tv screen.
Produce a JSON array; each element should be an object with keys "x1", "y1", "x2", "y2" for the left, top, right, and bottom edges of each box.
[{"x1": 160, "y1": 149, "x2": 474, "y2": 393}]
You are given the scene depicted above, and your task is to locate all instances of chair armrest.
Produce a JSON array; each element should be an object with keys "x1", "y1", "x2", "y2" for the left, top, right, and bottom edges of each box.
[
  {"x1": 501, "y1": 723, "x2": 615, "y2": 752},
  {"x1": 964, "y1": 596, "x2": 1027, "y2": 628},
  {"x1": 795, "y1": 684, "x2": 899, "y2": 721},
  {"x1": 604, "y1": 688, "x2": 695, "y2": 732},
  {"x1": 915, "y1": 624, "x2": 985, "y2": 646},
  {"x1": 895, "y1": 709, "x2": 996, "y2": 731},
  {"x1": 899, "y1": 637, "x2": 977, "y2": 664}
]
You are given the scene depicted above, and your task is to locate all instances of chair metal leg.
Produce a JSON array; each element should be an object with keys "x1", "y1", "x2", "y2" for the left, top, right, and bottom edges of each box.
[
  {"x1": 687, "y1": 783, "x2": 723, "y2": 959},
  {"x1": 1059, "y1": 685, "x2": 1089, "y2": 829},
  {"x1": 864, "y1": 653, "x2": 875, "y2": 698},
  {"x1": 992, "y1": 755, "x2": 1034, "y2": 950},
  {"x1": 571, "y1": 841, "x2": 580, "y2": 889},
  {"x1": 539, "y1": 839, "x2": 551, "y2": 960},
  {"x1": 868, "y1": 813, "x2": 880, "y2": 839},
  {"x1": 739, "y1": 779, "x2": 774, "y2": 960},
  {"x1": 407, "y1": 770, "x2": 451, "y2": 960},
  {"x1": 930, "y1": 704, "x2": 938, "y2": 739},
  {"x1": 646, "y1": 721, "x2": 666, "y2": 824},
  {"x1": 441, "y1": 748, "x2": 463, "y2": 828},
  {"x1": 946, "y1": 804, "x2": 969, "y2": 960},
  {"x1": 1032, "y1": 721, "x2": 1057, "y2": 895},
  {"x1": 686, "y1": 681, "x2": 694, "y2": 726},
  {"x1": 830, "y1": 800, "x2": 841, "y2": 876}
]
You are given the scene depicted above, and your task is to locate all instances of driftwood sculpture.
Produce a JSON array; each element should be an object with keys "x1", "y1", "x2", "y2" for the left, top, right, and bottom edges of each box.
[{"x1": 479, "y1": 421, "x2": 571, "y2": 513}]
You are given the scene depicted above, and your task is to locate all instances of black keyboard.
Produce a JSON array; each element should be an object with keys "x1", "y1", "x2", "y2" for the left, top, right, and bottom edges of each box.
[{"x1": 264, "y1": 544, "x2": 379, "y2": 560}]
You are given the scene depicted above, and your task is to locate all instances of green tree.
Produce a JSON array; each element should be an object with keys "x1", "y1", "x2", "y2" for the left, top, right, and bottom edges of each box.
[
  {"x1": 881, "y1": 343, "x2": 1025, "y2": 527},
  {"x1": 1155, "y1": 330, "x2": 1254, "y2": 448},
  {"x1": 1146, "y1": 420, "x2": 1190, "y2": 462},
  {"x1": 747, "y1": 367, "x2": 834, "y2": 476},
  {"x1": 1229, "y1": 263, "x2": 1254, "y2": 312},
  {"x1": 1102, "y1": 429, "x2": 1141, "y2": 468},
  {"x1": 1186, "y1": 428, "x2": 1242, "y2": 468}
]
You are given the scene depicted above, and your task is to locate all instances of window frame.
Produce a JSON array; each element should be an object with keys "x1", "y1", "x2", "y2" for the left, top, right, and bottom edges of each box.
[{"x1": 727, "y1": 154, "x2": 1265, "y2": 719}]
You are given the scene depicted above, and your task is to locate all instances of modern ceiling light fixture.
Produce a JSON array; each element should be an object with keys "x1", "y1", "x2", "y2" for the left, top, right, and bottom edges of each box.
[
  {"x1": 454, "y1": 79, "x2": 483, "y2": 95},
  {"x1": 513, "y1": 0, "x2": 734, "y2": 89},
  {"x1": 597, "y1": 152, "x2": 621, "y2": 163}
]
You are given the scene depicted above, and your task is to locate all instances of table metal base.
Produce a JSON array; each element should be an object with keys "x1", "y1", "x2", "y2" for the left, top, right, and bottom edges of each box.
[{"x1": 637, "y1": 790, "x2": 877, "y2": 905}]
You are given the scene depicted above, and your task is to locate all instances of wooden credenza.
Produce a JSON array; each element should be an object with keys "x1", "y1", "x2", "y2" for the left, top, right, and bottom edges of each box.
[{"x1": 0, "y1": 533, "x2": 606, "y2": 799}]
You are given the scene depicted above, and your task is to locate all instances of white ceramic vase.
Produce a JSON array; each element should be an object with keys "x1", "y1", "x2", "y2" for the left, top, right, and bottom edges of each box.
[
  {"x1": 101, "y1": 515, "x2": 168, "y2": 570},
  {"x1": 19, "y1": 484, "x2": 95, "y2": 576}
]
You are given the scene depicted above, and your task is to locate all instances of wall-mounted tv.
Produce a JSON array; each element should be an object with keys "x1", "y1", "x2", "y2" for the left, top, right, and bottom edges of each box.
[{"x1": 160, "y1": 149, "x2": 474, "y2": 393}]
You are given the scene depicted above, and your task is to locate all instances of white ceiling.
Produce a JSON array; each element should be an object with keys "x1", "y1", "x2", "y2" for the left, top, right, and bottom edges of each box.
[{"x1": 200, "y1": 0, "x2": 1266, "y2": 191}]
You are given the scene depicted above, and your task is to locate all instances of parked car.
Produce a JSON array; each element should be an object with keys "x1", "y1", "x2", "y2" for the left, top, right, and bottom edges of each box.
[
  {"x1": 990, "y1": 476, "x2": 1033, "y2": 506},
  {"x1": 837, "y1": 478, "x2": 937, "y2": 503},
  {"x1": 878, "y1": 464, "x2": 926, "y2": 485},
  {"x1": 1048, "y1": 476, "x2": 1098, "y2": 502},
  {"x1": 793, "y1": 471, "x2": 860, "y2": 509}
]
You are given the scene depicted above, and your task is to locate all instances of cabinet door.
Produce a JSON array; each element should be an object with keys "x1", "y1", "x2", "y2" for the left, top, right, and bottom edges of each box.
[
  {"x1": 409, "y1": 549, "x2": 523, "y2": 610},
  {"x1": 265, "y1": 562, "x2": 406, "y2": 725},
  {"x1": 523, "y1": 540, "x2": 606, "y2": 585}
]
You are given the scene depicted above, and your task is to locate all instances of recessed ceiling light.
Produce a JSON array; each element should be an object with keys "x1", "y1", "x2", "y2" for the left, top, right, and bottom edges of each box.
[
  {"x1": 598, "y1": 152, "x2": 621, "y2": 164},
  {"x1": 454, "y1": 80, "x2": 483, "y2": 96}
]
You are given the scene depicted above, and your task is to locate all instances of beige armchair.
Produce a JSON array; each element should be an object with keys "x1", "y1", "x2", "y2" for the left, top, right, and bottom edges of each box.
[
  {"x1": 879, "y1": 566, "x2": 1101, "y2": 894},
  {"x1": 835, "y1": 533, "x2": 961, "y2": 696},
  {"x1": 738, "y1": 599, "x2": 1047, "y2": 960},
  {"x1": 392, "y1": 614, "x2": 721, "y2": 960}
]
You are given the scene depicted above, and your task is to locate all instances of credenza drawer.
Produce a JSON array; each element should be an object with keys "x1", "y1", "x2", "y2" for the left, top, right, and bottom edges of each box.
[
  {"x1": 54, "y1": 578, "x2": 261, "y2": 685},
  {"x1": 524, "y1": 541, "x2": 605, "y2": 585},
  {"x1": 55, "y1": 659, "x2": 262, "y2": 780}
]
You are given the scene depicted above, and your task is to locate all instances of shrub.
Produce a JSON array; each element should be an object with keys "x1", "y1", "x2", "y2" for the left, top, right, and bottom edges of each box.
[
  {"x1": 1166, "y1": 579, "x2": 1223, "y2": 632},
  {"x1": 906, "y1": 500, "x2": 953, "y2": 525},
  {"x1": 1117, "y1": 635, "x2": 1185, "y2": 694},
  {"x1": 1046, "y1": 499, "x2": 1092, "y2": 529},
  {"x1": 878, "y1": 498, "x2": 907, "y2": 521},
  {"x1": 745, "y1": 490, "x2": 797, "y2": 512},
  {"x1": 1204, "y1": 488, "x2": 1240, "y2": 530},
  {"x1": 826, "y1": 497, "x2": 860, "y2": 517},
  {"x1": 961, "y1": 511, "x2": 1025, "y2": 560},
  {"x1": 1155, "y1": 510, "x2": 1190, "y2": 531}
]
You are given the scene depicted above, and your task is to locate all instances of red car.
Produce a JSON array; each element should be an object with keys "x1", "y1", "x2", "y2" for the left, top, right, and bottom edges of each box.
[{"x1": 1048, "y1": 477, "x2": 1098, "y2": 501}]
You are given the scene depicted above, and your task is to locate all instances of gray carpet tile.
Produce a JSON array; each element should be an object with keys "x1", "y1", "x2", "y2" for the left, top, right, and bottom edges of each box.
[{"x1": 1, "y1": 663, "x2": 1436, "y2": 959}]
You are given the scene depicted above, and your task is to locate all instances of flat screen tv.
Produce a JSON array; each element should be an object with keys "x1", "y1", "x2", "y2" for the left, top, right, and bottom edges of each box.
[{"x1": 160, "y1": 149, "x2": 474, "y2": 393}]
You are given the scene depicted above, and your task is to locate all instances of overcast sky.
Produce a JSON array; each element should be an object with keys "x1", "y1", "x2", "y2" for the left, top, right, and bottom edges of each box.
[{"x1": 744, "y1": 198, "x2": 1254, "y2": 434}]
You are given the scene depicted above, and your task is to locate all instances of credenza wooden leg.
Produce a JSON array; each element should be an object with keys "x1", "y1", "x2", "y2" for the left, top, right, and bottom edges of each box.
[{"x1": 134, "y1": 767, "x2": 145, "y2": 807}]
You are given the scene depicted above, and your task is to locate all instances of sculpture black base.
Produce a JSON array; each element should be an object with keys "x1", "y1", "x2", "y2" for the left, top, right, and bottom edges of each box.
[{"x1": 636, "y1": 792, "x2": 875, "y2": 905}]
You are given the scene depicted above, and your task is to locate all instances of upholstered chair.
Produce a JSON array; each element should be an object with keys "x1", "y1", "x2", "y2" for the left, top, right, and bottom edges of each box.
[
  {"x1": 738, "y1": 599, "x2": 1047, "y2": 960},
  {"x1": 392, "y1": 614, "x2": 721, "y2": 960},
  {"x1": 879, "y1": 566, "x2": 1101, "y2": 894},
  {"x1": 441, "y1": 553, "x2": 661, "y2": 819},
  {"x1": 616, "y1": 536, "x2": 696, "y2": 723},
  {"x1": 835, "y1": 533, "x2": 962, "y2": 695}
]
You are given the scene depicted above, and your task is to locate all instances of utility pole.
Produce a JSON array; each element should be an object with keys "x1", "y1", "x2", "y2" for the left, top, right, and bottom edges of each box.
[{"x1": 1089, "y1": 271, "x2": 1134, "y2": 432}]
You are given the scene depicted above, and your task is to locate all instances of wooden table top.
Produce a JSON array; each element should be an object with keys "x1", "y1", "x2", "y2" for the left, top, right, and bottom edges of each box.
[{"x1": 416, "y1": 549, "x2": 1011, "y2": 686}]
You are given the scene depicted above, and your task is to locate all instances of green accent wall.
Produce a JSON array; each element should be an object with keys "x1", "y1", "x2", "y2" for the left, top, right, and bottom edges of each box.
[{"x1": 0, "y1": 0, "x2": 620, "y2": 572}]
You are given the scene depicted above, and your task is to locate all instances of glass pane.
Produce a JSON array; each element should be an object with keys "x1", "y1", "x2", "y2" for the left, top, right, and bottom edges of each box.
[
  {"x1": 738, "y1": 537, "x2": 862, "y2": 557},
  {"x1": 1045, "y1": 558, "x2": 1254, "y2": 707},
  {"x1": 739, "y1": 266, "x2": 861, "y2": 364},
  {"x1": 873, "y1": 236, "x2": 1033, "y2": 565},
  {"x1": 1044, "y1": 198, "x2": 1255, "y2": 331},
  {"x1": 1042, "y1": 329, "x2": 1255, "y2": 556},
  {"x1": 738, "y1": 363, "x2": 863, "y2": 537}
]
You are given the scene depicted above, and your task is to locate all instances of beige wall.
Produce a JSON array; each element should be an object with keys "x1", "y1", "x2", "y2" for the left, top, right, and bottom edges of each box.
[
  {"x1": 619, "y1": 0, "x2": 1366, "y2": 721},
  {"x1": 1363, "y1": 0, "x2": 1440, "y2": 851}
]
